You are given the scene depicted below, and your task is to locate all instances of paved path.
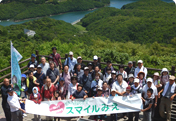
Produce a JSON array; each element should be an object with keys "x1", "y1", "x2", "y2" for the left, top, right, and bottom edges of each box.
[{"x1": 0, "y1": 98, "x2": 143, "y2": 121}]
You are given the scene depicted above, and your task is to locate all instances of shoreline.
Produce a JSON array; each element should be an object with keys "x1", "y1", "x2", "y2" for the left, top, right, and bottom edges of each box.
[{"x1": 14, "y1": 7, "x2": 98, "y2": 22}]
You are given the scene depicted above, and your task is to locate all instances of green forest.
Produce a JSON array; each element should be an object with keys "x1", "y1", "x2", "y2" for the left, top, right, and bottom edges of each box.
[
  {"x1": 81, "y1": 0, "x2": 176, "y2": 44},
  {"x1": 0, "y1": 0, "x2": 176, "y2": 82},
  {"x1": 0, "y1": 0, "x2": 110, "y2": 20}
]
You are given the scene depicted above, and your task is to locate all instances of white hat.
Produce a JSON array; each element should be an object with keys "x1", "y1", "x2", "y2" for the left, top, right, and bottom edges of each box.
[
  {"x1": 77, "y1": 56, "x2": 82, "y2": 59},
  {"x1": 29, "y1": 64, "x2": 34, "y2": 68},
  {"x1": 84, "y1": 67, "x2": 89, "y2": 70},
  {"x1": 128, "y1": 74, "x2": 134, "y2": 78},
  {"x1": 111, "y1": 70, "x2": 116, "y2": 74},
  {"x1": 153, "y1": 72, "x2": 159, "y2": 77},
  {"x1": 111, "y1": 89, "x2": 116, "y2": 92},
  {"x1": 147, "y1": 78, "x2": 153, "y2": 83},
  {"x1": 69, "y1": 51, "x2": 73, "y2": 55},
  {"x1": 93, "y1": 55, "x2": 98, "y2": 60},
  {"x1": 160, "y1": 68, "x2": 169, "y2": 74},
  {"x1": 138, "y1": 60, "x2": 143, "y2": 63},
  {"x1": 97, "y1": 87, "x2": 102, "y2": 91},
  {"x1": 128, "y1": 61, "x2": 133, "y2": 64},
  {"x1": 134, "y1": 78, "x2": 139, "y2": 83}
]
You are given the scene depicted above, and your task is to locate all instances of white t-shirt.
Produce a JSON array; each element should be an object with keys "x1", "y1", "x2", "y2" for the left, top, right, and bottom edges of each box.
[
  {"x1": 116, "y1": 71, "x2": 127, "y2": 79},
  {"x1": 142, "y1": 84, "x2": 158, "y2": 99},
  {"x1": 67, "y1": 83, "x2": 79, "y2": 98},
  {"x1": 91, "y1": 79, "x2": 103, "y2": 91},
  {"x1": 112, "y1": 80, "x2": 128, "y2": 93},
  {"x1": 103, "y1": 73, "x2": 111, "y2": 83},
  {"x1": 134, "y1": 66, "x2": 148, "y2": 79},
  {"x1": 7, "y1": 92, "x2": 21, "y2": 112}
]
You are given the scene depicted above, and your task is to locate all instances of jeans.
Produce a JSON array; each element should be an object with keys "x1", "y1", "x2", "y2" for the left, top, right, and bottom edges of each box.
[
  {"x1": 143, "y1": 111, "x2": 152, "y2": 121},
  {"x1": 110, "y1": 113, "x2": 117, "y2": 121},
  {"x1": 2, "y1": 105, "x2": 11, "y2": 121},
  {"x1": 128, "y1": 112, "x2": 139, "y2": 121},
  {"x1": 11, "y1": 110, "x2": 23, "y2": 121}
]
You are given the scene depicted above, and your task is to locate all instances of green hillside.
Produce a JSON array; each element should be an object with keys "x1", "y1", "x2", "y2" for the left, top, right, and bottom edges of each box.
[
  {"x1": 1, "y1": 0, "x2": 176, "y2": 82},
  {"x1": 0, "y1": 0, "x2": 110, "y2": 20},
  {"x1": 81, "y1": 0, "x2": 176, "y2": 44}
]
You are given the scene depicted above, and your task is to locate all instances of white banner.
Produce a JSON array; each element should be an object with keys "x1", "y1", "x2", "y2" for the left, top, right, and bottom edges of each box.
[{"x1": 25, "y1": 94, "x2": 143, "y2": 117}]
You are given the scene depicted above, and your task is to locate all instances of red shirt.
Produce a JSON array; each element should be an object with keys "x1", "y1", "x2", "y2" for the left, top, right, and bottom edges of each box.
[
  {"x1": 50, "y1": 53, "x2": 61, "y2": 66},
  {"x1": 41, "y1": 84, "x2": 56, "y2": 99}
]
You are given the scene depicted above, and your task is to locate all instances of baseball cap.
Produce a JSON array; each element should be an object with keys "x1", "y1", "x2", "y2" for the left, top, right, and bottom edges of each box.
[
  {"x1": 77, "y1": 84, "x2": 83, "y2": 88},
  {"x1": 29, "y1": 64, "x2": 34, "y2": 68},
  {"x1": 69, "y1": 51, "x2": 73, "y2": 55},
  {"x1": 59, "y1": 77, "x2": 65, "y2": 81},
  {"x1": 77, "y1": 56, "x2": 82, "y2": 60},
  {"x1": 137, "y1": 60, "x2": 143, "y2": 63},
  {"x1": 134, "y1": 78, "x2": 139, "y2": 83},
  {"x1": 6, "y1": 87, "x2": 13, "y2": 93},
  {"x1": 111, "y1": 70, "x2": 116, "y2": 74},
  {"x1": 169, "y1": 76, "x2": 175, "y2": 81},
  {"x1": 128, "y1": 61, "x2": 133, "y2": 64},
  {"x1": 37, "y1": 65, "x2": 42, "y2": 68},
  {"x1": 126, "y1": 86, "x2": 131, "y2": 91},
  {"x1": 21, "y1": 74, "x2": 26, "y2": 79},
  {"x1": 93, "y1": 55, "x2": 98, "y2": 60},
  {"x1": 147, "y1": 78, "x2": 153, "y2": 83},
  {"x1": 88, "y1": 63, "x2": 93, "y2": 66},
  {"x1": 97, "y1": 87, "x2": 102, "y2": 91},
  {"x1": 31, "y1": 54, "x2": 36, "y2": 58},
  {"x1": 128, "y1": 74, "x2": 134, "y2": 78},
  {"x1": 84, "y1": 67, "x2": 89, "y2": 70},
  {"x1": 111, "y1": 89, "x2": 116, "y2": 92}
]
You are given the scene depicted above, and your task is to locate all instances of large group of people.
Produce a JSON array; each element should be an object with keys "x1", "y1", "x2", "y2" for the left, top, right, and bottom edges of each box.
[{"x1": 1, "y1": 47, "x2": 176, "y2": 121}]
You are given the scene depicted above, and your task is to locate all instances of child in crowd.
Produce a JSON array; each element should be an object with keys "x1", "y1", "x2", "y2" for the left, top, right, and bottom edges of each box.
[
  {"x1": 91, "y1": 73, "x2": 103, "y2": 96},
  {"x1": 20, "y1": 74, "x2": 28, "y2": 117},
  {"x1": 67, "y1": 76, "x2": 79, "y2": 99},
  {"x1": 153, "y1": 72, "x2": 162, "y2": 88},
  {"x1": 102, "y1": 81, "x2": 110, "y2": 97},
  {"x1": 116, "y1": 65, "x2": 127, "y2": 81},
  {"x1": 128, "y1": 74, "x2": 135, "y2": 86},
  {"x1": 128, "y1": 78, "x2": 142, "y2": 121},
  {"x1": 30, "y1": 87, "x2": 42, "y2": 121},
  {"x1": 137, "y1": 71, "x2": 146, "y2": 88},
  {"x1": 56, "y1": 77, "x2": 68, "y2": 100},
  {"x1": 108, "y1": 70, "x2": 117, "y2": 89},
  {"x1": 160, "y1": 68, "x2": 169, "y2": 86},
  {"x1": 110, "y1": 89, "x2": 118, "y2": 121},
  {"x1": 123, "y1": 86, "x2": 133, "y2": 96},
  {"x1": 71, "y1": 84, "x2": 88, "y2": 119},
  {"x1": 53, "y1": 91, "x2": 61, "y2": 100},
  {"x1": 53, "y1": 91, "x2": 61, "y2": 121},
  {"x1": 141, "y1": 88, "x2": 153, "y2": 121},
  {"x1": 71, "y1": 84, "x2": 88, "y2": 100},
  {"x1": 93, "y1": 87, "x2": 104, "y2": 121},
  {"x1": 103, "y1": 68, "x2": 112, "y2": 83}
]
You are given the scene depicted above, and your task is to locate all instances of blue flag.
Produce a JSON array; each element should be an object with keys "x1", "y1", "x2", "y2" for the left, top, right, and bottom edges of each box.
[{"x1": 11, "y1": 42, "x2": 22, "y2": 96}]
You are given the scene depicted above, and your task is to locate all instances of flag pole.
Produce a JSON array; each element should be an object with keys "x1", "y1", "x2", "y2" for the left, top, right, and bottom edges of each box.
[{"x1": 10, "y1": 41, "x2": 12, "y2": 84}]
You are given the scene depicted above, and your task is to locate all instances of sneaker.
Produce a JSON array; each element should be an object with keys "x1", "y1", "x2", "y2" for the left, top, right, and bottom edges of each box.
[{"x1": 23, "y1": 113, "x2": 27, "y2": 117}]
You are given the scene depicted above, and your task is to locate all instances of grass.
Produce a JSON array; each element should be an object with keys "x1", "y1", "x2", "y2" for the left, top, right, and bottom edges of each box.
[{"x1": 73, "y1": 24, "x2": 87, "y2": 33}]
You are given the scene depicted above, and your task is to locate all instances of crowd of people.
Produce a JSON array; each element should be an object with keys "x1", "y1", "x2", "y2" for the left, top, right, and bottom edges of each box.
[{"x1": 1, "y1": 47, "x2": 176, "y2": 121}]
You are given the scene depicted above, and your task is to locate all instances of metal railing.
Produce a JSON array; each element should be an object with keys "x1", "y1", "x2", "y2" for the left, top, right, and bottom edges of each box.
[{"x1": 0, "y1": 50, "x2": 176, "y2": 85}]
